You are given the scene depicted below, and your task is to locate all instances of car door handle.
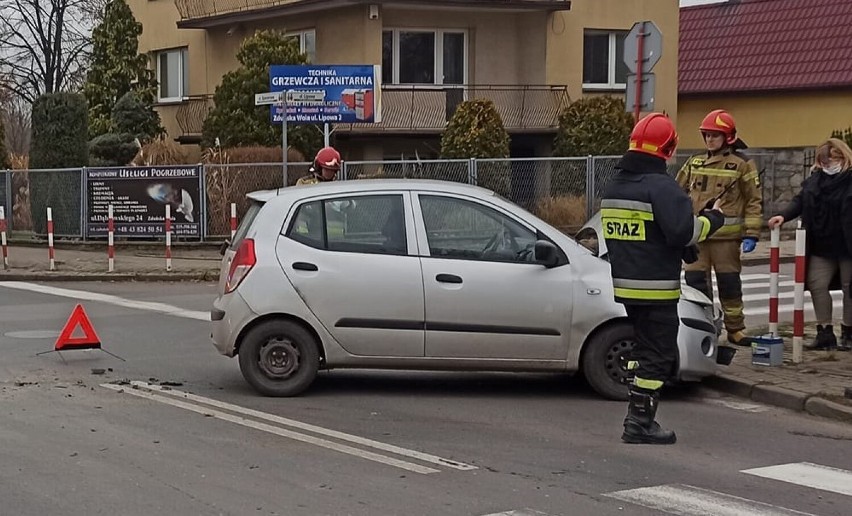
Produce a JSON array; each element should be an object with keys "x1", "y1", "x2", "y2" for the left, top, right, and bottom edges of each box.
[
  {"x1": 436, "y1": 274, "x2": 462, "y2": 284},
  {"x1": 292, "y1": 262, "x2": 318, "y2": 271}
]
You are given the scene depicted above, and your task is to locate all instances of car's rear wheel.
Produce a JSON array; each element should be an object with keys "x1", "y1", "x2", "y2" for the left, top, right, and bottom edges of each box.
[
  {"x1": 238, "y1": 320, "x2": 320, "y2": 397},
  {"x1": 582, "y1": 322, "x2": 635, "y2": 401}
]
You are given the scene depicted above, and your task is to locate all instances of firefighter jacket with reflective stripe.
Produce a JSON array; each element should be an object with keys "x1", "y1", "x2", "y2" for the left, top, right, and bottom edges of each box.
[
  {"x1": 675, "y1": 150, "x2": 762, "y2": 240},
  {"x1": 296, "y1": 174, "x2": 323, "y2": 186},
  {"x1": 602, "y1": 152, "x2": 724, "y2": 305}
]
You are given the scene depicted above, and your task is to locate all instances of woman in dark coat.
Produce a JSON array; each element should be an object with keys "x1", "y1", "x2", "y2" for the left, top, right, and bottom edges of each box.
[{"x1": 768, "y1": 138, "x2": 852, "y2": 351}]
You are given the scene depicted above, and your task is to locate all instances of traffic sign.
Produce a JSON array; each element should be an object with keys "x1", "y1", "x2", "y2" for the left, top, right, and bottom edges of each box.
[
  {"x1": 254, "y1": 92, "x2": 283, "y2": 105},
  {"x1": 624, "y1": 73, "x2": 655, "y2": 112},
  {"x1": 623, "y1": 20, "x2": 662, "y2": 74},
  {"x1": 286, "y1": 90, "x2": 325, "y2": 103}
]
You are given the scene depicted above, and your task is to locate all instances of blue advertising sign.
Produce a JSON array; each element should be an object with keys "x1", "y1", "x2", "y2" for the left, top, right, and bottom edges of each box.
[{"x1": 269, "y1": 65, "x2": 382, "y2": 124}]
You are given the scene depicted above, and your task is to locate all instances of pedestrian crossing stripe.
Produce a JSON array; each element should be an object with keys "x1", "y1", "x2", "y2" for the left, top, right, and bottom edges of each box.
[
  {"x1": 605, "y1": 462, "x2": 852, "y2": 515},
  {"x1": 605, "y1": 484, "x2": 814, "y2": 515},
  {"x1": 742, "y1": 462, "x2": 852, "y2": 497}
]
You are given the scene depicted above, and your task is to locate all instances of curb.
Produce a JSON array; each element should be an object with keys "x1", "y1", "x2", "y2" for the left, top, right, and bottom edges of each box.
[
  {"x1": 703, "y1": 373, "x2": 852, "y2": 424},
  {"x1": 740, "y1": 256, "x2": 796, "y2": 267},
  {"x1": 0, "y1": 271, "x2": 217, "y2": 282}
]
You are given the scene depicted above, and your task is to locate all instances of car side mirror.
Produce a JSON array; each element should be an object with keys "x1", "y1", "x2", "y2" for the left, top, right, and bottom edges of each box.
[
  {"x1": 534, "y1": 240, "x2": 559, "y2": 268},
  {"x1": 219, "y1": 239, "x2": 231, "y2": 256}
]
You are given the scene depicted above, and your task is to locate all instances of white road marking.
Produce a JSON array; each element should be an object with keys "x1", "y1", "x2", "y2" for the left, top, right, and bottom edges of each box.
[
  {"x1": 0, "y1": 282, "x2": 208, "y2": 321},
  {"x1": 479, "y1": 510, "x2": 551, "y2": 516},
  {"x1": 742, "y1": 462, "x2": 852, "y2": 497},
  {"x1": 131, "y1": 381, "x2": 477, "y2": 471},
  {"x1": 703, "y1": 398, "x2": 770, "y2": 413},
  {"x1": 606, "y1": 484, "x2": 815, "y2": 515},
  {"x1": 101, "y1": 383, "x2": 441, "y2": 474}
]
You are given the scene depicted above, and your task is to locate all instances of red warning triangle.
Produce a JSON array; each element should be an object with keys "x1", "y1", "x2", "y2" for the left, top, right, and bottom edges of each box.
[{"x1": 55, "y1": 304, "x2": 102, "y2": 351}]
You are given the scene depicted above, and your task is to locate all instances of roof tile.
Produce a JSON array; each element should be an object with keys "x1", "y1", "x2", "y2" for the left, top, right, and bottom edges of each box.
[{"x1": 680, "y1": 0, "x2": 852, "y2": 94}]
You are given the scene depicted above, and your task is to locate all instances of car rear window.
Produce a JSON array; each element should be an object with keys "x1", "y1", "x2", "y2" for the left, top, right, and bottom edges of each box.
[{"x1": 230, "y1": 200, "x2": 263, "y2": 250}]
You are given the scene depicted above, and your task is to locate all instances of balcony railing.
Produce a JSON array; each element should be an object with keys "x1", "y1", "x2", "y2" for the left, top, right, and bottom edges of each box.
[
  {"x1": 175, "y1": 95, "x2": 215, "y2": 136},
  {"x1": 172, "y1": 86, "x2": 566, "y2": 138},
  {"x1": 337, "y1": 85, "x2": 570, "y2": 133}
]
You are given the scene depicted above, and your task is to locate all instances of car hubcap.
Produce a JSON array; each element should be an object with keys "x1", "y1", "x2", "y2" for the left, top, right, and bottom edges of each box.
[
  {"x1": 258, "y1": 338, "x2": 301, "y2": 379},
  {"x1": 605, "y1": 338, "x2": 635, "y2": 384}
]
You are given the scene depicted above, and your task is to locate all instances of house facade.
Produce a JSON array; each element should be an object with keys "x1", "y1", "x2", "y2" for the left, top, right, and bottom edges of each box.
[
  {"x1": 678, "y1": 0, "x2": 852, "y2": 150},
  {"x1": 128, "y1": 0, "x2": 679, "y2": 160}
]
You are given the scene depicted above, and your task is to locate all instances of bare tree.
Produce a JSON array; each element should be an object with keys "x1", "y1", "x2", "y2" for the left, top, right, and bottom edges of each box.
[
  {"x1": 1, "y1": 95, "x2": 32, "y2": 155},
  {"x1": 0, "y1": 0, "x2": 95, "y2": 103}
]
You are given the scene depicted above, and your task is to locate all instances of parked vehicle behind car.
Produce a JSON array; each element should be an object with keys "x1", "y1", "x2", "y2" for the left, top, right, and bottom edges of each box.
[{"x1": 211, "y1": 180, "x2": 724, "y2": 400}]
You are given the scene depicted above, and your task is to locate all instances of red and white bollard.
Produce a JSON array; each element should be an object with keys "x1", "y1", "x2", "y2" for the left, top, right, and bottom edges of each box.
[
  {"x1": 107, "y1": 204, "x2": 115, "y2": 272},
  {"x1": 768, "y1": 226, "x2": 780, "y2": 336},
  {"x1": 165, "y1": 204, "x2": 172, "y2": 272},
  {"x1": 47, "y1": 207, "x2": 55, "y2": 271},
  {"x1": 230, "y1": 203, "x2": 237, "y2": 240},
  {"x1": 0, "y1": 205, "x2": 9, "y2": 270},
  {"x1": 792, "y1": 220, "x2": 807, "y2": 363}
]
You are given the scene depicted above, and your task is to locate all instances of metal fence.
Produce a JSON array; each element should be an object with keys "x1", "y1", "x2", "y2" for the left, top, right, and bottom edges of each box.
[{"x1": 0, "y1": 152, "x2": 795, "y2": 241}]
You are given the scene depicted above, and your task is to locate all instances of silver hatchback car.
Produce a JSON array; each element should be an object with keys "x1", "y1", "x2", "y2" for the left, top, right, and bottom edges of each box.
[{"x1": 211, "y1": 180, "x2": 726, "y2": 400}]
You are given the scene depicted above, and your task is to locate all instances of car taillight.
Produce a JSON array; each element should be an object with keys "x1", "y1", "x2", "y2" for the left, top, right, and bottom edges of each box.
[{"x1": 225, "y1": 238, "x2": 256, "y2": 294}]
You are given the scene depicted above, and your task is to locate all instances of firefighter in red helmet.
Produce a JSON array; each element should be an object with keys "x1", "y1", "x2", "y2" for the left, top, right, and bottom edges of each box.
[
  {"x1": 602, "y1": 113, "x2": 725, "y2": 444},
  {"x1": 676, "y1": 109, "x2": 763, "y2": 347},
  {"x1": 297, "y1": 146, "x2": 342, "y2": 185}
]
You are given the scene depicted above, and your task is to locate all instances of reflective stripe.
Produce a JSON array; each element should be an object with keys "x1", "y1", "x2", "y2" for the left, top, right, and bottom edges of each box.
[
  {"x1": 600, "y1": 199, "x2": 654, "y2": 212},
  {"x1": 714, "y1": 224, "x2": 743, "y2": 236},
  {"x1": 744, "y1": 217, "x2": 762, "y2": 227},
  {"x1": 600, "y1": 208, "x2": 654, "y2": 221},
  {"x1": 690, "y1": 166, "x2": 739, "y2": 178},
  {"x1": 614, "y1": 287, "x2": 681, "y2": 300},
  {"x1": 724, "y1": 217, "x2": 744, "y2": 225},
  {"x1": 627, "y1": 361, "x2": 639, "y2": 371},
  {"x1": 742, "y1": 170, "x2": 759, "y2": 181},
  {"x1": 634, "y1": 377, "x2": 664, "y2": 390},
  {"x1": 688, "y1": 216, "x2": 711, "y2": 245},
  {"x1": 613, "y1": 278, "x2": 680, "y2": 290},
  {"x1": 630, "y1": 141, "x2": 661, "y2": 153}
]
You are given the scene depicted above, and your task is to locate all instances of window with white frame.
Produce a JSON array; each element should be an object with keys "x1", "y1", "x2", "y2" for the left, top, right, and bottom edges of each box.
[
  {"x1": 382, "y1": 29, "x2": 466, "y2": 85},
  {"x1": 582, "y1": 30, "x2": 628, "y2": 90},
  {"x1": 288, "y1": 29, "x2": 316, "y2": 63},
  {"x1": 156, "y1": 47, "x2": 188, "y2": 102}
]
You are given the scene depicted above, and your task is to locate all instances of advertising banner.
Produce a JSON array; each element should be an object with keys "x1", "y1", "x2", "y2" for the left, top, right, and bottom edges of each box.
[
  {"x1": 269, "y1": 64, "x2": 382, "y2": 124},
  {"x1": 86, "y1": 166, "x2": 202, "y2": 238}
]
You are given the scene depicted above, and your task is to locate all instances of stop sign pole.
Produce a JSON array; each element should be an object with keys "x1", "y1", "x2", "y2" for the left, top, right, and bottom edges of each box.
[
  {"x1": 633, "y1": 22, "x2": 646, "y2": 123},
  {"x1": 624, "y1": 20, "x2": 663, "y2": 124}
]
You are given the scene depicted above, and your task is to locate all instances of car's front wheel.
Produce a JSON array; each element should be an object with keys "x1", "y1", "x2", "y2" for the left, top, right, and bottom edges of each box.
[
  {"x1": 238, "y1": 320, "x2": 320, "y2": 397},
  {"x1": 582, "y1": 322, "x2": 635, "y2": 401}
]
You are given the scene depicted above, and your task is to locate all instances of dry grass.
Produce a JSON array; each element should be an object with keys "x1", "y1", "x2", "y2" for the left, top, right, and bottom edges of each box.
[
  {"x1": 132, "y1": 137, "x2": 190, "y2": 166},
  {"x1": 202, "y1": 146, "x2": 309, "y2": 236},
  {"x1": 9, "y1": 153, "x2": 29, "y2": 170},
  {"x1": 534, "y1": 195, "x2": 588, "y2": 234},
  {"x1": 8, "y1": 154, "x2": 32, "y2": 230}
]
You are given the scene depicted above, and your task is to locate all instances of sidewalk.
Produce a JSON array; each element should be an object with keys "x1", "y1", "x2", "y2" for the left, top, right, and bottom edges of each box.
[
  {"x1": 0, "y1": 242, "x2": 222, "y2": 281},
  {"x1": 2, "y1": 239, "x2": 850, "y2": 425},
  {"x1": 708, "y1": 325, "x2": 852, "y2": 424}
]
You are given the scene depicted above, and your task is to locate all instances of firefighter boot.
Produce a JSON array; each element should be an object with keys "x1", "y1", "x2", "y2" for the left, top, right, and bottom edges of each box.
[
  {"x1": 622, "y1": 385, "x2": 677, "y2": 445},
  {"x1": 806, "y1": 325, "x2": 837, "y2": 350},
  {"x1": 727, "y1": 330, "x2": 755, "y2": 347},
  {"x1": 838, "y1": 325, "x2": 852, "y2": 352}
]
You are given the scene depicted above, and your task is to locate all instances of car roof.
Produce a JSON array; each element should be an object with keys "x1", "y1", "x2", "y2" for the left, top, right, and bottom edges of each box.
[{"x1": 247, "y1": 179, "x2": 497, "y2": 203}]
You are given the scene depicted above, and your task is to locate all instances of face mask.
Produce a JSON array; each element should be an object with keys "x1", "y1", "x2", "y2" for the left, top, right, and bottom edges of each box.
[{"x1": 823, "y1": 163, "x2": 843, "y2": 175}]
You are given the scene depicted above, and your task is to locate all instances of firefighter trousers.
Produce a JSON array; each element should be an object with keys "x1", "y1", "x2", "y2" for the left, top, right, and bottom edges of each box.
[
  {"x1": 624, "y1": 303, "x2": 680, "y2": 389},
  {"x1": 683, "y1": 239, "x2": 745, "y2": 333}
]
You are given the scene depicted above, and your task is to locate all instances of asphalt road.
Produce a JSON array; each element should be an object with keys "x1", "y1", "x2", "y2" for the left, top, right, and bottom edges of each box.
[{"x1": 1, "y1": 281, "x2": 851, "y2": 516}]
